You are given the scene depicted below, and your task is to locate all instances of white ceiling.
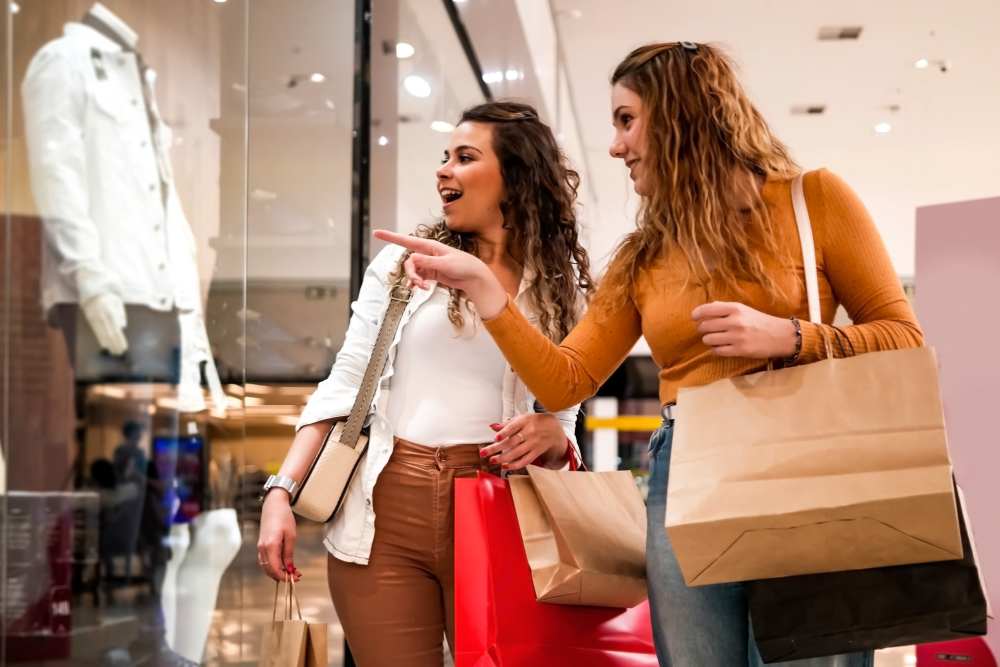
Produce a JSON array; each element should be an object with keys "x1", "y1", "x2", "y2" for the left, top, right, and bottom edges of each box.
[{"x1": 550, "y1": 0, "x2": 1000, "y2": 276}]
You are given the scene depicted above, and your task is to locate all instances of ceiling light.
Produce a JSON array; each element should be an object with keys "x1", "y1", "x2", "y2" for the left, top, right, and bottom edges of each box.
[
  {"x1": 430, "y1": 121, "x2": 455, "y2": 133},
  {"x1": 324, "y1": 99, "x2": 335, "y2": 110},
  {"x1": 309, "y1": 72, "x2": 325, "y2": 83},
  {"x1": 914, "y1": 58, "x2": 929, "y2": 69},
  {"x1": 482, "y1": 71, "x2": 504, "y2": 84},
  {"x1": 212, "y1": 0, "x2": 226, "y2": 4},
  {"x1": 396, "y1": 42, "x2": 415, "y2": 59},
  {"x1": 10, "y1": 1, "x2": 20, "y2": 13},
  {"x1": 403, "y1": 74, "x2": 432, "y2": 98},
  {"x1": 818, "y1": 25, "x2": 863, "y2": 41},
  {"x1": 874, "y1": 121, "x2": 892, "y2": 135},
  {"x1": 505, "y1": 69, "x2": 521, "y2": 81},
  {"x1": 377, "y1": 135, "x2": 390, "y2": 146}
]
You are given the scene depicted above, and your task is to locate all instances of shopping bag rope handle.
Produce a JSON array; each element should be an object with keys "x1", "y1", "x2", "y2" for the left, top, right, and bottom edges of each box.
[{"x1": 271, "y1": 574, "x2": 304, "y2": 623}]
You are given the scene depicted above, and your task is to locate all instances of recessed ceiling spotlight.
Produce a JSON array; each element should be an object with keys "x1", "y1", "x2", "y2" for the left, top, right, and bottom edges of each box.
[
  {"x1": 403, "y1": 75, "x2": 432, "y2": 98},
  {"x1": 396, "y1": 42, "x2": 415, "y2": 59},
  {"x1": 430, "y1": 121, "x2": 455, "y2": 133},
  {"x1": 482, "y1": 71, "x2": 504, "y2": 84},
  {"x1": 914, "y1": 58, "x2": 929, "y2": 69},
  {"x1": 10, "y1": 1, "x2": 20, "y2": 12},
  {"x1": 818, "y1": 25, "x2": 863, "y2": 40},
  {"x1": 874, "y1": 121, "x2": 892, "y2": 135},
  {"x1": 324, "y1": 99, "x2": 336, "y2": 111},
  {"x1": 212, "y1": 0, "x2": 226, "y2": 4},
  {"x1": 505, "y1": 69, "x2": 521, "y2": 81},
  {"x1": 377, "y1": 135, "x2": 390, "y2": 146},
  {"x1": 309, "y1": 72, "x2": 326, "y2": 83}
]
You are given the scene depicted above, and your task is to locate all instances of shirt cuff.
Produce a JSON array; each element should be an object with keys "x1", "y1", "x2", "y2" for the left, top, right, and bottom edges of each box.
[{"x1": 798, "y1": 321, "x2": 827, "y2": 363}]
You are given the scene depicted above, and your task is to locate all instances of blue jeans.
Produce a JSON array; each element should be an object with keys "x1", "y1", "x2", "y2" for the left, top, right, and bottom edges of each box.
[{"x1": 645, "y1": 421, "x2": 875, "y2": 667}]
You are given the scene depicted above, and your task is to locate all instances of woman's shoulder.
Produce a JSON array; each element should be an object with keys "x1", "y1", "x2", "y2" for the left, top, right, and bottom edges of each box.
[{"x1": 366, "y1": 243, "x2": 408, "y2": 279}]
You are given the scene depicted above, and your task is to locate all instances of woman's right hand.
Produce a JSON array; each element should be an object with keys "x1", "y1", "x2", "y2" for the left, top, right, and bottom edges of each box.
[
  {"x1": 257, "y1": 492, "x2": 302, "y2": 582},
  {"x1": 373, "y1": 230, "x2": 508, "y2": 319}
]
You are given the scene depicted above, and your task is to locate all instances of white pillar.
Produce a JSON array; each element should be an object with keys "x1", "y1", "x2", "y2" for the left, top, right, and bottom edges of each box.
[{"x1": 590, "y1": 397, "x2": 619, "y2": 472}]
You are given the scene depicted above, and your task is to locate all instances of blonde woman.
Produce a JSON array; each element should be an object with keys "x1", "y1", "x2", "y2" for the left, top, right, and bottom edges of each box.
[{"x1": 378, "y1": 43, "x2": 922, "y2": 666}]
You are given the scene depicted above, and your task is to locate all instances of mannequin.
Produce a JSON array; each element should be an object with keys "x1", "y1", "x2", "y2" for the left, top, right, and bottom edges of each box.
[
  {"x1": 21, "y1": 2, "x2": 225, "y2": 410},
  {"x1": 157, "y1": 423, "x2": 242, "y2": 663},
  {"x1": 160, "y1": 523, "x2": 190, "y2": 649},
  {"x1": 172, "y1": 508, "x2": 241, "y2": 662},
  {"x1": 21, "y1": 6, "x2": 230, "y2": 664}
]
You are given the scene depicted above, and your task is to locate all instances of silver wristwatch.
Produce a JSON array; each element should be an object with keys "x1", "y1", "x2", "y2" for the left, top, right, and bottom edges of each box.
[{"x1": 260, "y1": 474, "x2": 298, "y2": 502}]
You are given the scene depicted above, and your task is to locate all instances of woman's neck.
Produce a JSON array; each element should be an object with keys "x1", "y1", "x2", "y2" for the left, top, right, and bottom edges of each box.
[{"x1": 475, "y1": 226, "x2": 518, "y2": 270}]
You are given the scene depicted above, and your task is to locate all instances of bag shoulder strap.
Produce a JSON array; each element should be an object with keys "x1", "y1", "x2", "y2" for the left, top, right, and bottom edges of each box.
[
  {"x1": 791, "y1": 173, "x2": 821, "y2": 324},
  {"x1": 340, "y1": 283, "x2": 412, "y2": 447}
]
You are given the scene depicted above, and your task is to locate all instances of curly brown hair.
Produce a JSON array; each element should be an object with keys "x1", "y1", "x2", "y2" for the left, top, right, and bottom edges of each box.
[
  {"x1": 393, "y1": 101, "x2": 593, "y2": 341},
  {"x1": 600, "y1": 42, "x2": 799, "y2": 308}
]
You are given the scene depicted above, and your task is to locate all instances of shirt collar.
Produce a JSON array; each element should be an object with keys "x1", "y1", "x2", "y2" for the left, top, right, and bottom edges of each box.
[{"x1": 64, "y1": 22, "x2": 125, "y2": 53}]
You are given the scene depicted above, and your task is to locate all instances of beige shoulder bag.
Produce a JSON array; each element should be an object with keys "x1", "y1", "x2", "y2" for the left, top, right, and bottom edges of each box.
[{"x1": 291, "y1": 284, "x2": 412, "y2": 522}]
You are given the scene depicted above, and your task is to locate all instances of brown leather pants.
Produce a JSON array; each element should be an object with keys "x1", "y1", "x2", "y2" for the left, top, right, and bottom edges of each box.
[{"x1": 327, "y1": 438, "x2": 495, "y2": 666}]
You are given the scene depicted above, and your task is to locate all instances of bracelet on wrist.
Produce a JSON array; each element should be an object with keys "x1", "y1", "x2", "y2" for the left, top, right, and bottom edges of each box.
[{"x1": 782, "y1": 316, "x2": 803, "y2": 366}]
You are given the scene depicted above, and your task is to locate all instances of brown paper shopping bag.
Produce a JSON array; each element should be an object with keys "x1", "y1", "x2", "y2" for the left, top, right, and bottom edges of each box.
[
  {"x1": 665, "y1": 345, "x2": 961, "y2": 587},
  {"x1": 259, "y1": 578, "x2": 308, "y2": 667},
  {"x1": 509, "y1": 465, "x2": 647, "y2": 608},
  {"x1": 304, "y1": 622, "x2": 328, "y2": 667}
]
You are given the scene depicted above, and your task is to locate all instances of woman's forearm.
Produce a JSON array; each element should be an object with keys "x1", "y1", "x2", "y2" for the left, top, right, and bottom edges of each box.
[{"x1": 271, "y1": 420, "x2": 334, "y2": 501}]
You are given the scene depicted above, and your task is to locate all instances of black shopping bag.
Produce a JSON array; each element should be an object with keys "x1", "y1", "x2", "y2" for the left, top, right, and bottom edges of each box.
[{"x1": 747, "y1": 482, "x2": 989, "y2": 663}]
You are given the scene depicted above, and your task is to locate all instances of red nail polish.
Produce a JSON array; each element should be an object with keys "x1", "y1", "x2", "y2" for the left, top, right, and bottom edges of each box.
[
  {"x1": 479, "y1": 450, "x2": 488, "y2": 458},
  {"x1": 495, "y1": 435, "x2": 502, "y2": 442},
  {"x1": 490, "y1": 423, "x2": 502, "y2": 430}
]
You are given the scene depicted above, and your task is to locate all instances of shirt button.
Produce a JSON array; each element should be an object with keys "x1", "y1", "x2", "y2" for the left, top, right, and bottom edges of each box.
[
  {"x1": 148, "y1": 184, "x2": 156, "y2": 192},
  {"x1": 132, "y1": 98, "x2": 139, "y2": 106},
  {"x1": 153, "y1": 224, "x2": 161, "y2": 231},
  {"x1": 159, "y1": 297, "x2": 168, "y2": 305},
  {"x1": 141, "y1": 140, "x2": 148, "y2": 147},
  {"x1": 158, "y1": 263, "x2": 166, "y2": 271}
]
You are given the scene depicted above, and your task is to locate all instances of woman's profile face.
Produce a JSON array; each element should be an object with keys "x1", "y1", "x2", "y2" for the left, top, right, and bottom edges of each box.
[
  {"x1": 436, "y1": 121, "x2": 505, "y2": 234},
  {"x1": 609, "y1": 83, "x2": 650, "y2": 196}
]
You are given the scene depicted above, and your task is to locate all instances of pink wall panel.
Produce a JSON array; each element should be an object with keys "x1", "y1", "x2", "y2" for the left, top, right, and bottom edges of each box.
[{"x1": 916, "y1": 196, "x2": 1000, "y2": 657}]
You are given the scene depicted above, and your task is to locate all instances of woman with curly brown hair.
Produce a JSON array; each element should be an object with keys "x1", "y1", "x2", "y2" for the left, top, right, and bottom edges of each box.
[
  {"x1": 378, "y1": 43, "x2": 922, "y2": 666},
  {"x1": 256, "y1": 101, "x2": 592, "y2": 666}
]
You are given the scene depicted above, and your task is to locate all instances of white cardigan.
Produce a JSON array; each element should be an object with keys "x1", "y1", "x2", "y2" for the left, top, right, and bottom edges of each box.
[{"x1": 297, "y1": 245, "x2": 582, "y2": 564}]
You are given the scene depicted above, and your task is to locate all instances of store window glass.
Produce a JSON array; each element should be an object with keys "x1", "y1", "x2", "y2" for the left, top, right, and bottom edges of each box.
[
  {"x1": 2, "y1": 1, "x2": 483, "y2": 665},
  {"x1": 0, "y1": 1, "x2": 252, "y2": 664}
]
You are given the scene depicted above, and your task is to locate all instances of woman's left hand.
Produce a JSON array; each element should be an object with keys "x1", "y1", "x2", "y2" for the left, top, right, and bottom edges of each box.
[
  {"x1": 481, "y1": 414, "x2": 569, "y2": 470},
  {"x1": 692, "y1": 301, "x2": 798, "y2": 359}
]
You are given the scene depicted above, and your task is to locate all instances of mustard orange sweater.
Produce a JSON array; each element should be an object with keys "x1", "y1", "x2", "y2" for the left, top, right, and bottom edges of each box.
[{"x1": 484, "y1": 169, "x2": 924, "y2": 410}]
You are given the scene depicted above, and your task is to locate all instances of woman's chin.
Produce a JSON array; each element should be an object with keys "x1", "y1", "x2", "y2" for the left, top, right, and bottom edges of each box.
[{"x1": 443, "y1": 215, "x2": 467, "y2": 232}]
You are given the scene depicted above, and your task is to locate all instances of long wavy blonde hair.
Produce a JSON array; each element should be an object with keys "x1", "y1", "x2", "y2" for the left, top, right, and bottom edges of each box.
[
  {"x1": 392, "y1": 101, "x2": 593, "y2": 341},
  {"x1": 601, "y1": 42, "x2": 799, "y2": 307}
]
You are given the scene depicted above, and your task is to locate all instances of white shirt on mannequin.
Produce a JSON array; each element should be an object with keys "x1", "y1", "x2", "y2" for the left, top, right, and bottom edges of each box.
[{"x1": 21, "y1": 7, "x2": 226, "y2": 413}]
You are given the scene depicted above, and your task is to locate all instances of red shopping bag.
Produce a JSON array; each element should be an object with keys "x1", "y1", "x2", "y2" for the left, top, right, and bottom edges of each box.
[
  {"x1": 916, "y1": 638, "x2": 996, "y2": 665},
  {"x1": 454, "y1": 472, "x2": 657, "y2": 666}
]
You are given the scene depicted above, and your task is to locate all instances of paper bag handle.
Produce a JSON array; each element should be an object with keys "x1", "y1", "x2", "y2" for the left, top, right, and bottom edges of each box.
[
  {"x1": 792, "y1": 173, "x2": 837, "y2": 360},
  {"x1": 271, "y1": 574, "x2": 304, "y2": 623}
]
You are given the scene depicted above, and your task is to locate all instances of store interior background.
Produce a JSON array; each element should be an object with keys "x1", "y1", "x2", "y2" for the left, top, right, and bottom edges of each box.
[{"x1": 1, "y1": 0, "x2": 998, "y2": 665}]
